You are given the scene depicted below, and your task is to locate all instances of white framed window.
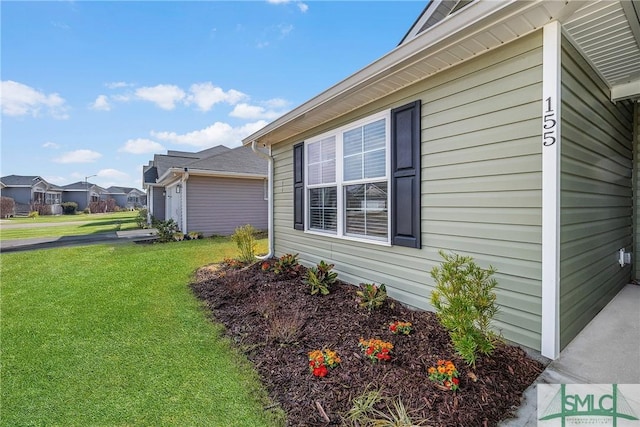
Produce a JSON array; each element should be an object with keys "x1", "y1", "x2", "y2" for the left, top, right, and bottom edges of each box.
[{"x1": 305, "y1": 111, "x2": 390, "y2": 243}]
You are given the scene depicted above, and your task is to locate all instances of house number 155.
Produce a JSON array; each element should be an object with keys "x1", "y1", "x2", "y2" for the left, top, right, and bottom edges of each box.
[{"x1": 543, "y1": 97, "x2": 557, "y2": 146}]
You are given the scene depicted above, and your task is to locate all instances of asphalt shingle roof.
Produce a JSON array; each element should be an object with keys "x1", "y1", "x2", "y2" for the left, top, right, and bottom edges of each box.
[{"x1": 184, "y1": 145, "x2": 267, "y2": 176}]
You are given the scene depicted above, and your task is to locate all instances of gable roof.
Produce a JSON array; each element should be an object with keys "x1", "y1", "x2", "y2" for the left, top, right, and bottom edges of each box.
[
  {"x1": 399, "y1": 0, "x2": 474, "y2": 45},
  {"x1": 0, "y1": 175, "x2": 44, "y2": 186},
  {"x1": 62, "y1": 181, "x2": 107, "y2": 192},
  {"x1": 182, "y1": 145, "x2": 267, "y2": 176},
  {"x1": 105, "y1": 186, "x2": 144, "y2": 195},
  {"x1": 243, "y1": 0, "x2": 640, "y2": 147},
  {"x1": 0, "y1": 175, "x2": 64, "y2": 191},
  {"x1": 147, "y1": 144, "x2": 267, "y2": 186}
]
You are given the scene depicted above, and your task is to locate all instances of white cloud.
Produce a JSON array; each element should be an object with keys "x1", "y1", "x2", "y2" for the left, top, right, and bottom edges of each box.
[
  {"x1": 42, "y1": 141, "x2": 60, "y2": 149},
  {"x1": 229, "y1": 103, "x2": 283, "y2": 120},
  {"x1": 119, "y1": 138, "x2": 164, "y2": 154},
  {"x1": 97, "y1": 168, "x2": 130, "y2": 181},
  {"x1": 263, "y1": 98, "x2": 290, "y2": 109},
  {"x1": 186, "y1": 82, "x2": 247, "y2": 112},
  {"x1": 106, "y1": 81, "x2": 133, "y2": 89},
  {"x1": 151, "y1": 120, "x2": 268, "y2": 148},
  {"x1": 135, "y1": 84, "x2": 185, "y2": 110},
  {"x1": 90, "y1": 95, "x2": 111, "y2": 111},
  {"x1": 1, "y1": 80, "x2": 69, "y2": 119},
  {"x1": 53, "y1": 149, "x2": 102, "y2": 164},
  {"x1": 266, "y1": 0, "x2": 308, "y2": 12},
  {"x1": 112, "y1": 94, "x2": 132, "y2": 102}
]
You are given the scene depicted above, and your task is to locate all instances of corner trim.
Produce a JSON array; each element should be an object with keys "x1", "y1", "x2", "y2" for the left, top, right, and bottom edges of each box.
[{"x1": 541, "y1": 20, "x2": 562, "y2": 360}]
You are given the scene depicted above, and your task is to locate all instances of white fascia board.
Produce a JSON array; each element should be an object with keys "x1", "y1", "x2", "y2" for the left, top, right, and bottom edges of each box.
[
  {"x1": 541, "y1": 20, "x2": 562, "y2": 360},
  {"x1": 156, "y1": 168, "x2": 184, "y2": 186},
  {"x1": 242, "y1": 0, "x2": 533, "y2": 145},
  {"x1": 611, "y1": 79, "x2": 640, "y2": 102},
  {"x1": 184, "y1": 169, "x2": 267, "y2": 180}
]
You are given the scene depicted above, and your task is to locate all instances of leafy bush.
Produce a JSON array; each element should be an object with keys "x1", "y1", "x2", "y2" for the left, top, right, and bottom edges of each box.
[
  {"x1": 28, "y1": 211, "x2": 39, "y2": 219},
  {"x1": 153, "y1": 218, "x2": 180, "y2": 243},
  {"x1": 30, "y1": 203, "x2": 52, "y2": 216},
  {"x1": 173, "y1": 232, "x2": 185, "y2": 241},
  {"x1": 187, "y1": 231, "x2": 202, "y2": 240},
  {"x1": 356, "y1": 283, "x2": 387, "y2": 312},
  {"x1": 0, "y1": 196, "x2": 15, "y2": 218},
  {"x1": 272, "y1": 253, "x2": 301, "y2": 277},
  {"x1": 136, "y1": 209, "x2": 149, "y2": 228},
  {"x1": 83, "y1": 208, "x2": 91, "y2": 214},
  {"x1": 231, "y1": 224, "x2": 257, "y2": 264},
  {"x1": 303, "y1": 260, "x2": 338, "y2": 295},
  {"x1": 61, "y1": 202, "x2": 78, "y2": 215},
  {"x1": 430, "y1": 250, "x2": 500, "y2": 366}
]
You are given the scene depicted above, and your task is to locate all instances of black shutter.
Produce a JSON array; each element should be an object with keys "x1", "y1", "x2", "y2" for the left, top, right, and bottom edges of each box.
[
  {"x1": 391, "y1": 101, "x2": 421, "y2": 248},
  {"x1": 293, "y1": 142, "x2": 305, "y2": 230}
]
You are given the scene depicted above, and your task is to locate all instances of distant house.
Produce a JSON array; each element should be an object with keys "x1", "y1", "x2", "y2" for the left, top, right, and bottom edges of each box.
[
  {"x1": 243, "y1": 0, "x2": 640, "y2": 360},
  {"x1": 105, "y1": 186, "x2": 146, "y2": 210},
  {"x1": 0, "y1": 175, "x2": 64, "y2": 215},
  {"x1": 143, "y1": 145, "x2": 267, "y2": 236},
  {"x1": 61, "y1": 181, "x2": 107, "y2": 212}
]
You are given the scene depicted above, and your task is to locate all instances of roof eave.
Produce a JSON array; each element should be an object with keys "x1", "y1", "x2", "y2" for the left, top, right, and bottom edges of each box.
[{"x1": 241, "y1": 0, "x2": 552, "y2": 146}]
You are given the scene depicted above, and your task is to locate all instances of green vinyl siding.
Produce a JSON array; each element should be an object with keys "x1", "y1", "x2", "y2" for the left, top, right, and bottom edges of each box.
[
  {"x1": 559, "y1": 36, "x2": 634, "y2": 349},
  {"x1": 271, "y1": 31, "x2": 544, "y2": 350}
]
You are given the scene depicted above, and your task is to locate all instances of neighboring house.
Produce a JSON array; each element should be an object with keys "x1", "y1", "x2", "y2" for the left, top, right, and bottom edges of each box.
[
  {"x1": 143, "y1": 145, "x2": 232, "y2": 222},
  {"x1": 143, "y1": 145, "x2": 268, "y2": 236},
  {"x1": 105, "y1": 186, "x2": 146, "y2": 210},
  {"x1": 243, "y1": 0, "x2": 640, "y2": 360},
  {"x1": 61, "y1": 181, "x2": 107, "y2": 211},
  {"x1": 0, "y1": 175, "x2": 64, "y2": 215}
]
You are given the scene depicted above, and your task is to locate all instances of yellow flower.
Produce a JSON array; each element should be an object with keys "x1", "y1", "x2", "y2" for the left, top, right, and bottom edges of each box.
[
  {"x1": 438, "y1": 366, "x2": 446, "y2": 374},
  {"x1": 428, "y1": 367, "x2": 436, "y2": 374}
]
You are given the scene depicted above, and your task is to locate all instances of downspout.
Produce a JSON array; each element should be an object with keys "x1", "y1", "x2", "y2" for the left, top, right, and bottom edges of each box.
[
  {"x1": 251, "y1": 140, "x2": 274, "y2": 259},
  {"x1": 181, "y1": 168, "x2": 189, "y2": 233}
]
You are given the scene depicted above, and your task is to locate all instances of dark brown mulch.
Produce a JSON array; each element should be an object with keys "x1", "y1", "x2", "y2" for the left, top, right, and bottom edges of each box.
[{"x1": 191, "y1": 262, "x2": 544, "y2": 427}]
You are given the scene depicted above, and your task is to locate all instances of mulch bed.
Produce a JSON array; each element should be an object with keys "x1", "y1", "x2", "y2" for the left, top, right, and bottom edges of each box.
[{"x1": 190, "y1": 261, "x2": 544, "y2": 427}]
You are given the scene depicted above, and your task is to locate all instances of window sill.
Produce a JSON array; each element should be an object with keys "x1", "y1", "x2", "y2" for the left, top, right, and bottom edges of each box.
[{"x1": 303, "y1": 229, "x2": 392, "y2": 247}]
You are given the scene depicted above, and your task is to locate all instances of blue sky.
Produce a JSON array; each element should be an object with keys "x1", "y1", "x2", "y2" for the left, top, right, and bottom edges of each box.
[{"x1": 1, "y1": 1, "x2": 425, "y2": 189}]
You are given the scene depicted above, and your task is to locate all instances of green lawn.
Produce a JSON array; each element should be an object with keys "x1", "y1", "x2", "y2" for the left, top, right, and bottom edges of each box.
[
  {"x1": 0, "y1": 238, "x2": 282, "y2": 426},
  {"x1": 0, "y1": 211, "x2": 141, "y2": 241}
]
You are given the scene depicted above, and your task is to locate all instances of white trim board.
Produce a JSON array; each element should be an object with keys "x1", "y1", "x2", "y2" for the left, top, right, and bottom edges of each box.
[{"x1": 541, "y1": 20, "x2": 562, "y2": 360}]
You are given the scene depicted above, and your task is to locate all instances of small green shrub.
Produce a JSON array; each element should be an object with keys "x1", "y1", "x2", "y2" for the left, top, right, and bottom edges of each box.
[
  {"x1": 303, "y1": 260, "x2": 338, "y2": 295},
  {"x1": 136, "y1": 209, "x2": 149, "y2": 228},
  {"x1": 153, "y1": 218, "x2": 180, "y2": 243},
  {"x1": 28, "y1": 211, "x2": 39, "y2": 219},
  {"x1": 187, "y1": 231, "x2": 202, "y2": 240},
  {"x1": 345, "y1": 388, "x2": 425, "y2": 427},
  {"x1": 272, "y1": 253, "x2": 301, "y2": 277},
  {"x1": 231, "y1": 224, "x2": 257, "y2": 263},
  {"x1": 61, "y1": 202, "x2": 78, "y2": 215},
  {"x1": 83, "y1": 208, "x2": 91, "y2": 214},
  {"x1": 356, "y1": 283, "x2": 387, "y2": 312},
  {"x1": 430, "y1": 250, "x2": 500, "y2": 366},
  {"x1": 173, "y1": 232, "x2": 185, "y2": 241}
]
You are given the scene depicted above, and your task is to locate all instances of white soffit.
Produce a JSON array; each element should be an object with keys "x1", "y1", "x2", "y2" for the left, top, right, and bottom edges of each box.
[{"x1": 563, "y1": 0, "x2": 640, "y2": 101}]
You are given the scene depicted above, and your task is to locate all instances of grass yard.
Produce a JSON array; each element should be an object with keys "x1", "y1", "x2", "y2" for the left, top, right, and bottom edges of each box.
[
  {"x1": 0, "y1": 211, "x2": 140, "y2": 241},
  {"x1": 0, "y1": 238, "x2": 281, "y2": 426}
]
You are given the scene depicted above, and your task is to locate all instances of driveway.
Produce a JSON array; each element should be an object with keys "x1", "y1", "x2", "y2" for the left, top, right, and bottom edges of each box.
[{"x1": 0, "y1": 229, "x2": 157, "y2": 253}]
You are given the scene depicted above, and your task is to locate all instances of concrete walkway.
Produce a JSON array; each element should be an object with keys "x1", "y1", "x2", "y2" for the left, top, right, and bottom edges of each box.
[
  {"x1": 0, "y1": 229, "x2": 158, "y2": 252},
  {"x1": 500, "y1": 283, "x2": 640, "y2": 426}
]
